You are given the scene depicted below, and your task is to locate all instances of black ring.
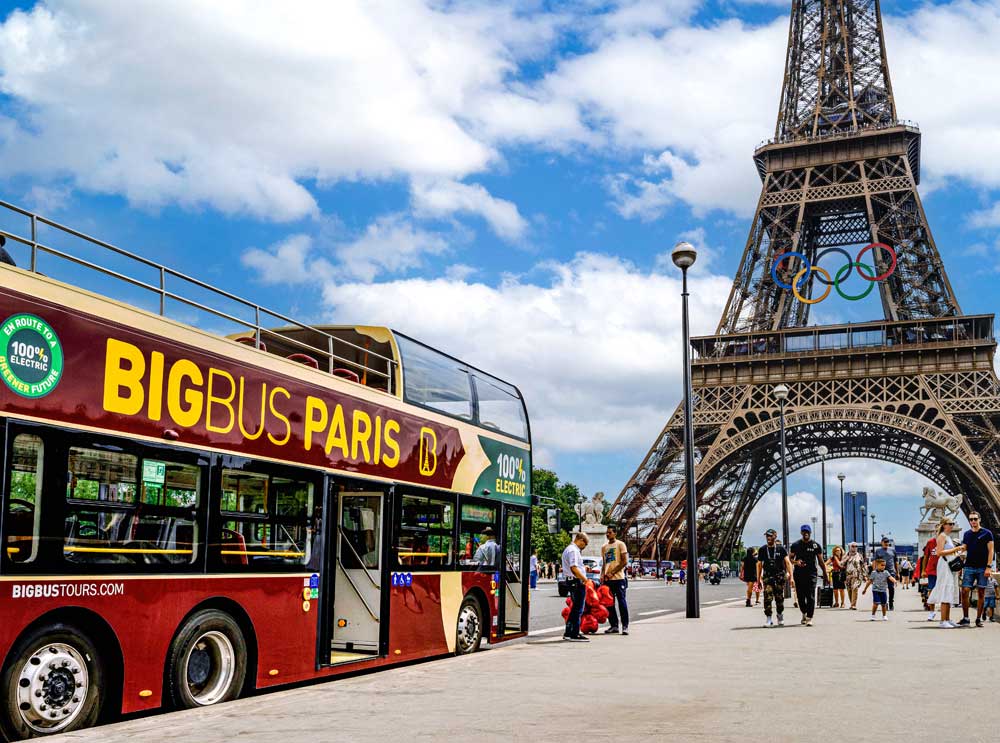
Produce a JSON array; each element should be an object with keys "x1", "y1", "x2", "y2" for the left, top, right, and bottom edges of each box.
[{"x1": 814, "y1": 247, "x2": 854, "y2": 286}]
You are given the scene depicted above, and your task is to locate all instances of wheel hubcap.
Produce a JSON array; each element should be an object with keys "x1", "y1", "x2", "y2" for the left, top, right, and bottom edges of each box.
[
  {"x1": 185, "y1": 631, "x2": 235, "y2": 705},
  {"x1": 16, "y1": 643, "x2": 89, "y2": 733},
  {"x1": 457, "y1": 606, "x2": 480, "y2": 652}
]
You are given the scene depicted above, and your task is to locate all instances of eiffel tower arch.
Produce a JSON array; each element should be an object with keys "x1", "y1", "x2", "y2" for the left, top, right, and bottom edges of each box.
[{"x1": 610, "y1": 0, "x2": 1000, "y2": 558}]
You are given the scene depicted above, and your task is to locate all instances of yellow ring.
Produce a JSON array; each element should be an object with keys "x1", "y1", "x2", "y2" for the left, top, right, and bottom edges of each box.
[{"x1": 792, "y1": 266, "x2": 831, "y2": 304}]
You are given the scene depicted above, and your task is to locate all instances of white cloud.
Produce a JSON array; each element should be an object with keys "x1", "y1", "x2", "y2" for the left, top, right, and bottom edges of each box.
[
  {"x1": 306, "y1": 252, "x2": 732, "y2": 453},
  {"x1": 241, "y1": 234, "x2": 318, "y2": 285},
  {"x1": 741, "y1": 491, "x2": 836, "y2": 546},
  {"x1": 411, "y1": 179, "x2": 528, "y2": 241},
  {"x1": 970, "y1": 203, "x2": 1000, "y2": 228}
]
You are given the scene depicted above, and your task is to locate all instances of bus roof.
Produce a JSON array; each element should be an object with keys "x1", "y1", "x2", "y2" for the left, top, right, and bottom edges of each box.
[{"x1": 0, "y1": 199, "x2": 528, "y2": 442}]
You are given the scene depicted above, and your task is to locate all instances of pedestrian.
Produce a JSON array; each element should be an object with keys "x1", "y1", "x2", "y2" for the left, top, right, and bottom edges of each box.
[
  {"x1": 985, "y1": 574, "x2": 998, "y2": 623},
  {"x1": 756, "y1": 528, "x2": 794, "y2": 628},
  {"x1": 862, "y1": 557, "x2": 897, "y2": 621},
  {"x1": 789, "y1": 524, "x2": 829, "y2": 626},
  {"x1": 899, "y1": 556, "x2": 912, "y2": 589},
  {"x1": 601, "y1": 525, "x2": 630, "y2": 635},
  {"x1": 928, "y1": 519, "x2": 966, "y2": 629},
  {"x1": 561, "y1": 533, "x2": 590, "y2": 642},
  {"x1": 529, "y1": 550, "x2": 538, "y2": 589},
  {"x1": 922, "y1": 536, "x2": 939, "y2": 620},
  {"x1": 741, "y1": 547, "x2": 760, "y2": 607},
  {"x1": 830, "y1": 545, "x2": 847, "y2": 608},
  {"x1": 873, "y1": 537, "x2": 898, "y2": 610},
  {"x1": 664, "y1": 567, "x2": 673, "y2": 585},
  {"x1": 959, "y1": 511, "x2": 994, "y2": 627},
  {"x1": 843, "y1": 543, "x2": 866, "y2": 609}
]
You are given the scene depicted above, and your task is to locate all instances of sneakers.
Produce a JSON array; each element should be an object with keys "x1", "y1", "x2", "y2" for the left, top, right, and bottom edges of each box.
[
  {"x1": 927, "y1": 612, "x2": 937, "y2": 622},
  {"x1": 958, "y1": 617, "x2": 971, "y2": 626},
  {"x1": 622, "y1": 628, "x2": 629, "y2": 636},
  {"x1": 882, "y1": 615, "x2": 888, "y2": 622},
  {"x1": 777, "y1": 614, "x2": 784, "y2": 626},
  {"x1": 976, "y1": 619, "x2": 984, "y2": 628},
  {"x1": 764, "y1": 616, "x2": 774, "y2": 628},
  {"x1": 604, "y1": 627, "x2": 620, "y2": 634},
  {"x1": 939, "y1": 621, "x2": 956, "y2": 629},
  {"x1": 800, "y1": 616, "x2": 808, "y2": 625},
  {"x1": 746, "y1": 600, "x2": 752, "y2": 607},
  {"x1": 870, "y1": 615, "x2": 877, "y2": 621},
  {"x1": 805, "y1": 618, "x2": 813, "y2": 626},
  {"x1": 563, "y1": 635, "x2": 590, "y2": 642}
]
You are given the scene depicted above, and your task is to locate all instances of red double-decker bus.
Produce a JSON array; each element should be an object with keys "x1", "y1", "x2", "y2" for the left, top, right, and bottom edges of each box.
[{"x1": 0, "y1": 201, "x2": 532, "y2": 739}]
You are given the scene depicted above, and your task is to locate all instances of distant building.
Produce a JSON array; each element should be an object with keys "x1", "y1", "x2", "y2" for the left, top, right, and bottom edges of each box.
[{"x1": 844, "y1": 491, "x2": 868, "y2": 545}]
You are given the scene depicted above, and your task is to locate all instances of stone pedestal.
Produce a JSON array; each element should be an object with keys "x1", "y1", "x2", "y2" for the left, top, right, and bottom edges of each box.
[
  {"x1": 916, "y1": 521, "x2": 938, "y2": 558},
  {"x1": 576, "y1": 524, "x2": 608, "y2": 559}
]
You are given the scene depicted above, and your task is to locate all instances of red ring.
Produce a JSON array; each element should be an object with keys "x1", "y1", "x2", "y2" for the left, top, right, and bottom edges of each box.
[{"x1": 855, "y1": 243, "x2": 897, "y2": 282}]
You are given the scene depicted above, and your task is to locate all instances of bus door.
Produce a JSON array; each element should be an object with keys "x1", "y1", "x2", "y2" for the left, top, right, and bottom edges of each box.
[
  {"x1": 501, "y1": 506, "x2": 528, "y2": 634},
  {"x1": 331, "y1": 490, "x2": 384, "y2": 655}
]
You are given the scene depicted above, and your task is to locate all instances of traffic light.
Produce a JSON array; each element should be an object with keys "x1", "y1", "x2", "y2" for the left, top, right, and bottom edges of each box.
[{"x1": 546, "y1": 508, "x2": 560, "y2": 534}]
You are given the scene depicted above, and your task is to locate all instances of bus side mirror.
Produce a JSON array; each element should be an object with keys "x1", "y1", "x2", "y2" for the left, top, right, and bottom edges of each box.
[{"x1": 546, "y1": 508, "x2": 560, "y2": 534}]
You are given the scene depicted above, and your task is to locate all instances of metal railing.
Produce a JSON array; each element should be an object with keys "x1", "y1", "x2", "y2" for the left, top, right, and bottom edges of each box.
[
  {"x1": 0, "y1": 199, "x2": 397, "y2": 393},
  {"x1": 755, "y1": 119, "x2": 920, "y2": 151}
]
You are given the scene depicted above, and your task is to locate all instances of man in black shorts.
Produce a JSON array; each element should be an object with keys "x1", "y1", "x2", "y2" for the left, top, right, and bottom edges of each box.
[
  {"x1": 789, "y1": 523, "x2": 829, "y2": 626},
  {"x1": 756, "y1": 529, "x2": 794, "y2": 627}
]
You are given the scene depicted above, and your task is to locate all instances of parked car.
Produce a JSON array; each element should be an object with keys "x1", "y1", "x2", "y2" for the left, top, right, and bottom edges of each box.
[{"x1": 557, "y1": 556, "x2": 603, "y2": 596}]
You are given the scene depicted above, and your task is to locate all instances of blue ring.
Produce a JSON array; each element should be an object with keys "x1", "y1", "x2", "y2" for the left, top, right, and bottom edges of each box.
[
  {"x1": 770, "y1": 251, "x2": 812, "y2": 290},
  {"x1": 814, "y1": 247, "x2": 853, "y2": 286}
]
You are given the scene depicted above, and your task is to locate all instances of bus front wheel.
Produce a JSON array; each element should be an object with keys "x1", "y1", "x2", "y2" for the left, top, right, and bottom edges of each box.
[
  {"x1": 167, "y1": 610, "x2": 247, "y2": 709},
  {"x1": 1, "y1": 623, "x2": 103, "y2": 739},
  {"x1": 455, "y1": 596, "x2": 483, "y2": 656}
]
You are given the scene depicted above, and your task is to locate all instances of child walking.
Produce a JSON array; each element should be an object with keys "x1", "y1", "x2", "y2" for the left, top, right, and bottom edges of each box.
[
  {"x1": 862, "y1": 558, "x2": 898, "y2": 621},
  {"x1": 986, "y1": 575, "x2": 998, "y2": 623}
]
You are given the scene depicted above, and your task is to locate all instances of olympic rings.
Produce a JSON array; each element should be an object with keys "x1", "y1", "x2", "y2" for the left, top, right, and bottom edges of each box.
[
  {"x1": 792, "y1": 266, "x2": 832, "y2": 304},
  {"x1": 770, "y1": 242, "x2": 897, "y2": 303}
]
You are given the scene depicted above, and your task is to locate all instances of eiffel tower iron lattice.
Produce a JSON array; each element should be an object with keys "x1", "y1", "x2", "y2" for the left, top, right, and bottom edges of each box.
[{"x1": 610, "y1": 0, "x2": 1000, "y2": 560}]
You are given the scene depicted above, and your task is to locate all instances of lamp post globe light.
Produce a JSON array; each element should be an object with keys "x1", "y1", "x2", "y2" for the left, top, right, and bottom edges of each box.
[
  {"x1": 672, "y1": 241, "x2": 700, "y2": 619},
  {"x1": 816, "y1": 445, "x2": 829, "y2": 554},
  {"x1": 838, "y1": 473, "x2": 846, "y2": 546}
]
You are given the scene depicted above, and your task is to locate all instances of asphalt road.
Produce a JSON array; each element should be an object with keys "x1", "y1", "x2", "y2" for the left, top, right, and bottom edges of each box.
[{"x1": 528, "y1": 578, "x2": 747, "y2": 635}]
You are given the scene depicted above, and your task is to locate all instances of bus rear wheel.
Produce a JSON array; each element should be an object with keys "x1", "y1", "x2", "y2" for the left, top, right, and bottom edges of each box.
[
  {"x1": 455, "y1": 596, "x2": 483, "y2": 656},
  {"x1": 1, "y1": 623, "x2": 103, "y2": 739},
  {"x1": 167, "y1": 610, "x2": 247, "y2": 709}
]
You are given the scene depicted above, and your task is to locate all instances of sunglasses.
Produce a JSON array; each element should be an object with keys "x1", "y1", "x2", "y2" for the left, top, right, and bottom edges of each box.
[{"x1": 971, "y1": 518, "x2": 981, "y2": 522}]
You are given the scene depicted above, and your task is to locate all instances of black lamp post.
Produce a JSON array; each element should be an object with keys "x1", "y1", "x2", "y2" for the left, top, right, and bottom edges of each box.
[
  {"x1": 870, "y1": 513, "x2": 877, "y2": 559},
  {"x1": 774, "y1": 383, "x2": 790, "y2": 598},
  {"x1": 817, "y1": 445, "x2": 829, "y2": 555},
  {"x1": 838, "y1": 473, "x2": 846, "y2": 546},
  {"x1": 860, "y1": 504, "x2": 867, "y2": 559},
  {"x1": 673, "y1": 240, "x2": 700, "y2": 619}
]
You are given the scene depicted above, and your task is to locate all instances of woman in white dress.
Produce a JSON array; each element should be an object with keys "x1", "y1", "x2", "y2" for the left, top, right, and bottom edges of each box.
[{"x1": 928, "y1": 519, "x2": 967, "y2": 628}]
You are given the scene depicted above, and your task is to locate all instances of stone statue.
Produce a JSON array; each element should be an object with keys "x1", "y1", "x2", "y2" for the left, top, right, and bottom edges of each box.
[
  {"x1": 919, "y1": 487, "x2": 963, "y2": 523},
  {"x1": 580, "y1": 492, "x2": 605, "y2": 525}
]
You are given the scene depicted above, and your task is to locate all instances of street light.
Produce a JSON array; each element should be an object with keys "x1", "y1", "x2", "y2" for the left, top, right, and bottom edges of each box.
[
  {"x1": 871, "y1": 513, "x2": 877, "y2": 559},
  {"x1": 838, "y1": 473, "x2": 846, "y2": 547},
  {"x1": 672, "y1": 240, "x2": 700, "y2": 620},
  {"x1": 817, "y1": 445, "x2": 829, "y2": 555},
  {"x1": 860, "y1": 504, "x2": 867, "y2": 559},
  {"x1": 773, "y1": 383, "x2": 790, "y2": 599}
]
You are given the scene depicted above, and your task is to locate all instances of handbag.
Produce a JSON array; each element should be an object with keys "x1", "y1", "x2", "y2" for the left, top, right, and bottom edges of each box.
[{"x1": 947, "y1": 553, "x2": 965, "y2": 573}]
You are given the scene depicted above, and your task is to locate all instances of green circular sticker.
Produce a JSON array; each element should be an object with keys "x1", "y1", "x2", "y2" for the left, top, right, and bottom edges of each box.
[{"x1": 0, "y1": 314, "x2": 64, "y2": 398}]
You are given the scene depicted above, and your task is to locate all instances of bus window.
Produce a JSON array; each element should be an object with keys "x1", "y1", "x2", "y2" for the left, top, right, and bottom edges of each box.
[
  {"x1": 64, "y1": 447, "x2": 199, "y2": 567},
  {"x1": 459, "y1": 502, "x2": 497, "y2": 568},
  {"x1": 396, "y1": 494, "x2": 454, "y2": 569},
  {"x1": 472, "y1": 374, "x2": 528, "y2": 440},
  {"x1": 216, "y1": 469, "x2": 315, "y2": 569},
  {"x1": 396, "y1": 335, "x2": 474, "y2": 421},
  {"x1": 6, "y1": 434, "x2": 44, "y2": 563}
]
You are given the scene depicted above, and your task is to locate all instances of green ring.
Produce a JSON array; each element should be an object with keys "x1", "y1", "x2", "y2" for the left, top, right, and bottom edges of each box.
[{"x1": 834, "y1": 262, "x2": 876, "y2": 301}]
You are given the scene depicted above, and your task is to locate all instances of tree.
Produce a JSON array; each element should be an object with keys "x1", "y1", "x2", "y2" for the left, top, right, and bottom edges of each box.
[{"x1": 529, "y1": 467, "x2": 587, "y2": 562}]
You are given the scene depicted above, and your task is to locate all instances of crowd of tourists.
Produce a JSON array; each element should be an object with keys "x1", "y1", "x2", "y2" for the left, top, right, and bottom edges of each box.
[{"x1": 739, "y1": 514, "x2": 996, "y2": 629}]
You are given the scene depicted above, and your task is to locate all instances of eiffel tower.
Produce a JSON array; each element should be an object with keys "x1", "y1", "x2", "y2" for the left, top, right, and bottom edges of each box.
[{"x1": 610, "y1": 0, "x2": 1000, "y2": 559}]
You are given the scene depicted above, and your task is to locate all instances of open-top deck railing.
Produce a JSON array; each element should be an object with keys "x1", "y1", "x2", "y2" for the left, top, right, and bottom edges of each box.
[{"x1": 0, "y1": 199, "x2": 397, "y2": 393}]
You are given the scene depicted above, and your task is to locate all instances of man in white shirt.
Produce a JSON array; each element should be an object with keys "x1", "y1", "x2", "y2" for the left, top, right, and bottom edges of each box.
[
  {"x1": 562, "y1": 533, "x2": 590, "y2": 641},
  {"x1": 473, "y1": 527, "x2": 499, "y2": 567}
]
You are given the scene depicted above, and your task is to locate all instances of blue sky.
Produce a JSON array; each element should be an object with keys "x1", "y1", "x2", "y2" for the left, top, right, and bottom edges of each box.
[{"x1": 1, "y1": 0, "x2": 998, "y2": 546}]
